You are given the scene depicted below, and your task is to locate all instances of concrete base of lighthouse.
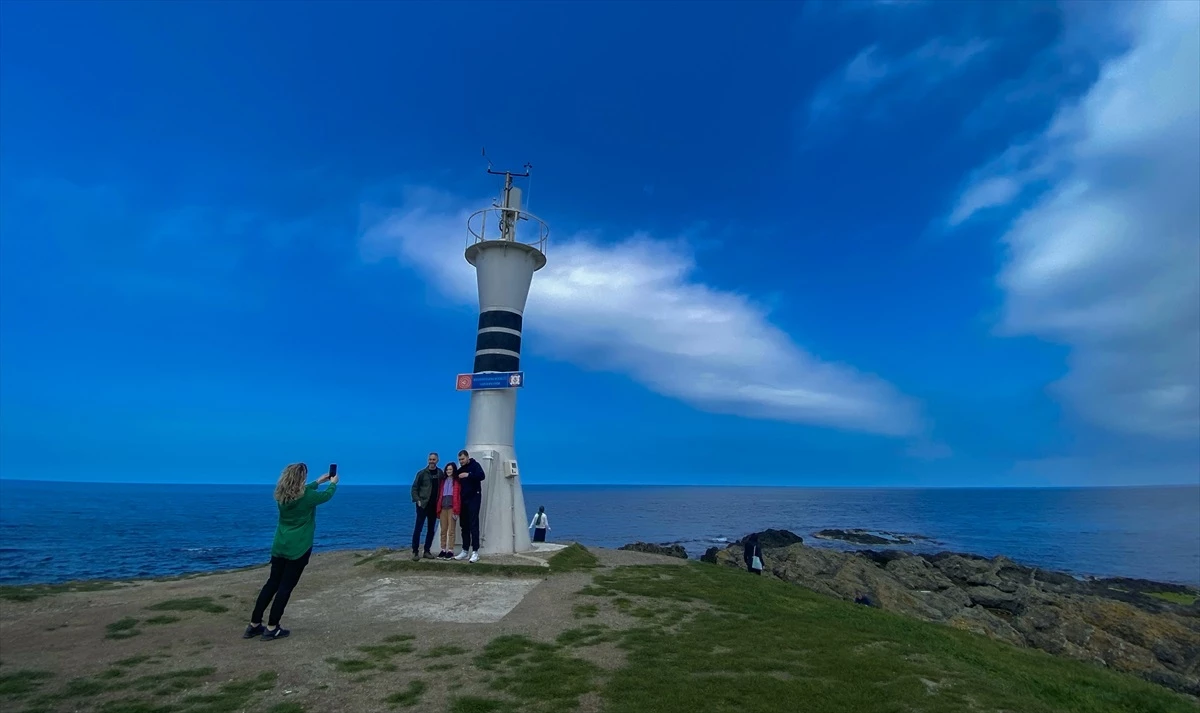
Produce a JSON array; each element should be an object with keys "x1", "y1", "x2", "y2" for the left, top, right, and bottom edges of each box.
[
  {"x1": 470, "y1": 444, "x2": 532, "y2": 556},
  {"x1": 465, "y1": 387, "x2": 532, "y2": 556}
]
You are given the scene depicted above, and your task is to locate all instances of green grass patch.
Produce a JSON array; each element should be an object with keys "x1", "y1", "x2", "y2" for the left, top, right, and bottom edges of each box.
[
  {"x1": 180, "y1": 670, "x2": 275, "y2": 710},
  {"x1": 385, "y1": 679, "x2": 427, "y2": 708},
  {"x1": 328, "y1": 635, "x2": 416, "y2": 674},
  {"x1": 372, "y1": 544, "x2": 598, "y2": 578},
  {"x1": 572, "y1": 603, "x2": 598, "y2": 619},
  {"x1": 450, "y1": 697, "x2": 516, "y2": 713},
  {"x1": 586, "y1": 563, "x2": 1197, "y2": 713},
  {"x1": 114, "y1": 655, "x2": 155, "y2": 668},
  {"x1": 546, "y1": 544, "x2": 599, "y2": 572},
  {"x1": 1146, "y1": 591, "x2": 1198, "y2": 605},
  {"x1": 105, "y1": 618, "x2": 142, "y2": 640},
  {"x1": 426, "y1": 662, "x2": 454, "y2": 672},
  {"x1": 427, "y1": 645, "x2": 468, "y2": 658},
  {"x1": 0, "y1": 580, "x2": 125, "y2": 603},
  {"x1": 266, "y1": 703, "x2": 306, "y2": 713},
  {"x1": 556, "y1": 625, "x2": 618, "y2": 648},
  {"x1": 327, "y1": 658, "x2": 375, "y2": 674},
  {"x1": 144, "y1": 615, "x2": 182, "y2": 626},
  {"x1": 0, "y1": 669, "x2": 54, "y2": 698},
  {"x1": 145, "y1": 597, "x2": 228, "y2": 614},
  {"x1": 374, "y1": 558, "x2": 547, "y2": 577},
  {"x1": 475, "y1": 635, "x2": 598, "y2": 712}
]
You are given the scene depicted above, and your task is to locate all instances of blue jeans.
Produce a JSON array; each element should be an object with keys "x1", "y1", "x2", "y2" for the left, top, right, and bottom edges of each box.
[{"x1": 412, "y1": 504, "x2": 436, "y2": 554}]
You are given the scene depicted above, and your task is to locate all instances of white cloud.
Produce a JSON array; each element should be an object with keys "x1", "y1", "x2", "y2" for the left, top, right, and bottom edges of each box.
[
  {"x1": 951, "y1": 0, "x2": 1200, "y2": 441},
  {"x1": 806, "y1": 37, "x2": 991, "y2": 129},
  {"x1": 359, "y1": 187, "x2": 921, "y2": 437}
]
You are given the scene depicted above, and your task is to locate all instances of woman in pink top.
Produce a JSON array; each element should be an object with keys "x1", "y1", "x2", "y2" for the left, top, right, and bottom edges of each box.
[{"x1": 436, "y1": 463, "x2": 462, "y2": 559}]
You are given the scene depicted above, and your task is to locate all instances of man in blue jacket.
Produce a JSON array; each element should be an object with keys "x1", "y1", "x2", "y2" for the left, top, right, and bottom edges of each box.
[{"x1": 454, "y1": 449, "x2": 486, "y2": 563}]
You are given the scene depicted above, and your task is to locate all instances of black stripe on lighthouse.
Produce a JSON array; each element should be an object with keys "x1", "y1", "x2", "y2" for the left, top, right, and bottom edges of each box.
[
  {"x1": 478, "y1": 310, "x2": 523, "y2": 331},
  {"x1": 474, "y1": 309, "x2": 523, "y2": 372}
]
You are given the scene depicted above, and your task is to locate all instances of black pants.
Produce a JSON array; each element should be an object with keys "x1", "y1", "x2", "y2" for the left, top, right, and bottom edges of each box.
[
  {"x1": 412, "y1": 504, "x2": 436, "y2": 554},
  {"x1": 251, "y1": 548, "x2": 311, "y2": 627},
  {"x1": 533, "y1": 528, "x2": 547, "y2": 542},
  {"x1": 460, "y1": 496, "x2": 482, "y2": 551}
]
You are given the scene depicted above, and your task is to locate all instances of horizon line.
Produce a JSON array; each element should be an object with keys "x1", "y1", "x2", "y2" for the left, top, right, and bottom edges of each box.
[{"x1": 1, "y1": 478, "x2": 1196, "y2": 490}]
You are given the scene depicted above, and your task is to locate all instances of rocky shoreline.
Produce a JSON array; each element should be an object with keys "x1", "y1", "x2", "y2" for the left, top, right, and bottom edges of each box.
[{"x1": 671, "y1": 530, "x2": 1200, "y2": 697}]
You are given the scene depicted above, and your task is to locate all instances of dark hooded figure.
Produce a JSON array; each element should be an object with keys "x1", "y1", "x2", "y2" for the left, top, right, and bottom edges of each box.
[{"x1": 743, "y1": 532, "x2": 764, "y2": 575}]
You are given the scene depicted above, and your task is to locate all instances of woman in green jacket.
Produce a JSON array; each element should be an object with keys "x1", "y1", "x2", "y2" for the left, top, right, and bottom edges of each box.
[{"x1": 244, "y1": 463, "x2": 337, "y2": 641}]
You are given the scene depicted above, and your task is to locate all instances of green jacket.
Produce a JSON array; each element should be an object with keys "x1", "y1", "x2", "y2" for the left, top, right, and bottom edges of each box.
[
  {"x1": 271, "y1": 481, "x2": 337, "y2": 559},
  {"x1": 411, "y1": 466, "x2": 439, "y2": 508}
]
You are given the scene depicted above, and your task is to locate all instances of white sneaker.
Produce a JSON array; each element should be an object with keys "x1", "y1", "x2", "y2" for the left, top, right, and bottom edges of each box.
[
  {"x1": 454, "y1": 550, "x2": 469, "y2": 561},
  {"x1": 469, "y1": 551, "x2": 480, "y2": 563}
]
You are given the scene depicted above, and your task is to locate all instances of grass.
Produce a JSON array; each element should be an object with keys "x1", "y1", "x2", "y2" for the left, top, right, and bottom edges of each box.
[
  {"x1": 572, "y1": 603, "x2": 598, "y2": 619},
  {"x1": 385, "y1": 680, "x2": 427, "y2": 708},
  {"x1": 105, "y1": 618, "x2": 142, "y2": 640},
  {"x1": 469, "y1": 635, "x2": 599, "y2": 712},
  {"x1": 372, "y1": 544, "x2": 600, "y2": 578},
  {"x1": 0, "y1": 580, "x2": 126, "y2": 602},
  {"x1": 145, "y1": 597, "x2": 229, "y2": 614},
  {"x1": 427, "y1": 645, "x2": 469, "y2": 658},
  {"x1": 585, "y1": 563, "x2": 1198, "y2": 713},
  {"x1": 144, "y1": 616, "x2": 182, "y2": 626},
  {"x1": 0, "y1": 669, "x2": 54, "y2": 698},
  {"x1": 1147, "y1": 591, "x2": 1198, "y2": 605},
  {"x1": 546, "y1": 545, "x2": 599, "y2": 572},
  {"x1": 328, "y1": 635, "x2": 417, "y2": 674}
]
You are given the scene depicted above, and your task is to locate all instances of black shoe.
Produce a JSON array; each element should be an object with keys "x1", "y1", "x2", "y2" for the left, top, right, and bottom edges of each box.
[
  {"x1": 423, "y1": 550, "x2": 436, "y2": 560},
  {"x1": 440, "y1": 551, "x2": 451, "y2": 559},
  {"x1": 260, "y1": 627, "x2": 290, "y2": 641},
  {"x1": 412, "y1": 551, "x2": 420, "y2": 561},
  {"x1": 243, "y1": 624, "x2": 265, "y2": 639}
]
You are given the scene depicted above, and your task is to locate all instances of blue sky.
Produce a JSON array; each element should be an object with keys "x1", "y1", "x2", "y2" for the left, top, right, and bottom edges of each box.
[{"x1": 1, "y1": 0, "x2": 1197, "y2": 487}]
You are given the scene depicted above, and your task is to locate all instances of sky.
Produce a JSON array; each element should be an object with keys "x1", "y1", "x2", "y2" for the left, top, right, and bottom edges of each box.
[{"x1": 1, "y1": 0, "x2": 1197, "y2": 487}]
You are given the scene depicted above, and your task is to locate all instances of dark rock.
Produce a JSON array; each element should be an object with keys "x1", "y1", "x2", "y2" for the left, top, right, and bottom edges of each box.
[
  {"x1": 619, "y1": 542, "x2": 687, "y2": 559},
  {"x1": 858, "y1": 549, "x2": 912, "y2": 568},
  {"x1": 737, "y1": 529, "x2": 804, "y2": 550},
  {"x1": 700, "y1": 546, "x2": 720, "y2": 564}
]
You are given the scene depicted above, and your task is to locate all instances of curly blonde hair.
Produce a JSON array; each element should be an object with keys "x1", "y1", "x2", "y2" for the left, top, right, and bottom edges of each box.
[{"x1": 274, "y1": 463, "x2": 308, "y2": 504}]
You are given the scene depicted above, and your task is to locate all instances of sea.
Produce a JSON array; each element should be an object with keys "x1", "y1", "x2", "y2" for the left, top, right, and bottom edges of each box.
[{"x1": 1, "y1": 481, "x2": 1198, "y2": 587}]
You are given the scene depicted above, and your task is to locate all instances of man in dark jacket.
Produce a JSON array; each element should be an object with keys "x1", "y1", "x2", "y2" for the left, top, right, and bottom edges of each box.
[
  {"x1": 410, "y1": 452, "x2": 440, "y2": 561},
  {"x1": 454, "y1": 449, "x2": 486, "y2": 562}
]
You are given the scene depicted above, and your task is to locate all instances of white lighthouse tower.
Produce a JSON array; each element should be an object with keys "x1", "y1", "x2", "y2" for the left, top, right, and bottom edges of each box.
[{"x1": 456, "y1": 161, "x2": 547, "y2": 555}]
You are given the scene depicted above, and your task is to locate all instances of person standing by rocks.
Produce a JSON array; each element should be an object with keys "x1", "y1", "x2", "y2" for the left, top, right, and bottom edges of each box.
[
  {"x1": 410, "y1": 452, "x2": 440, "y2": 561},
  {"x1": 743, "y1": 532, "x2": 764, "y2": 575},
  {"x1": 454, "y1": 449, "x2": 486, "y2": 563},
  {"x1": 529, "y1": 506, "x2": 550, "y2": 542},
  {"x1": 435, "y1": 462, "x2": 461, "y2": 559},
  {"x1": 244, "y1": 462, "x2": 337, "y2": 641}
]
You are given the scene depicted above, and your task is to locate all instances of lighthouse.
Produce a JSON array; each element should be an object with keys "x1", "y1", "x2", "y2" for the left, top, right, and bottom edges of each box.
[{"x1": 455, "y1": 162, "x2": 547, "y2": 555}]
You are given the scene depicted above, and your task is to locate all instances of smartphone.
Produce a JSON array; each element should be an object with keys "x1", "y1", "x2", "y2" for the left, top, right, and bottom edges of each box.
[{"x1": 329, "y1": 463, "x2": 338, "y2": 479}]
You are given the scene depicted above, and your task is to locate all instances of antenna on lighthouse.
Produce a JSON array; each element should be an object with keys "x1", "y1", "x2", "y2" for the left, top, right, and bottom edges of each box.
[{"x1": 481, "y1": 156, "x2": 532, "y2": 242}]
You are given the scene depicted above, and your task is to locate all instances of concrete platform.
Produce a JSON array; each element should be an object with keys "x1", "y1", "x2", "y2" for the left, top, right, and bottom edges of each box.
[{"x1": 291, "y1": 574, "x2": 541, "y2": 624}]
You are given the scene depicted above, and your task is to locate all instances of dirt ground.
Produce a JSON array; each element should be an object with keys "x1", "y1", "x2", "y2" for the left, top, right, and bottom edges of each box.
[{"x1": 0, "y1": 546, "x2": 688, "y2": 713}]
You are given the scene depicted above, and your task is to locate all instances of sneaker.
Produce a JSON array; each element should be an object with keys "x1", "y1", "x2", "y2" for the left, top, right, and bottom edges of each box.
[
  {"x1": 441, "y1": 551, "x2": 452, "y2": 559},
  {"x1": 412, "y1": 551, "x2": 420, "y2": 562},
  {"x1": 423, "y1": 550, "x2": 436, "y2": 560},
  {"x1": 260, "y1": 627, "x2": 290, "y2": 642},
  {"x1": 243, "y1": 624, "x2": 264, "y2": 639},
  {"x1": 454, "y1": 550, "x2": 469, "y2": 561},
  {"x1": 469, "y1": 551, "x2": 480, "y2": 564}
]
